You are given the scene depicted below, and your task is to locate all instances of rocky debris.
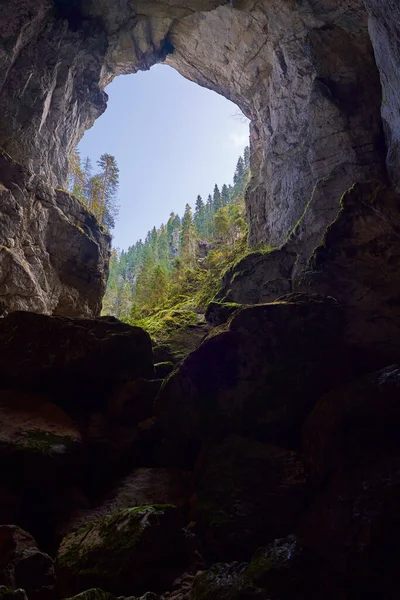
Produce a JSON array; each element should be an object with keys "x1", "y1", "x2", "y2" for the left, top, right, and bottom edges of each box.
[
  {"x1": 0, "y1": 589, "x2": 27, "y2": 600},
  {"x1": 294, "y1": 181, "x2": 400, "y2": 364},
  {"x1": 193, "y1": 436, "x2": 308, "y2": 560},
  {"x1": 62, "y1": 591, "x2": 159, "y2": 600},
  {"x1": 155, "y1": 294, "x2": 355, "y2": 448},
  {"x1": 0, "y1": 525, "x2": 56, "y2": 600},
  {"x1": 191, "y1": 535, "x2": 330, "y2": 600},
  {"x1": 0, "y1": 311, "x2": 154, "y2": 410},
  {"x1": 61, "y1": 468, "x2": 192, "y2": 539},
  {"x1": 108, "y1": 380, "x2": 163, "y2": 426},
  {"x1": 204, "y1": 302, "x2": 242, "y2": 327},
  {"x1": 56, "y1": 505, "x2": 195, "y2": 597},
  {"x1": 0, "y1": 151, "x2": 110, "y2": 317}
]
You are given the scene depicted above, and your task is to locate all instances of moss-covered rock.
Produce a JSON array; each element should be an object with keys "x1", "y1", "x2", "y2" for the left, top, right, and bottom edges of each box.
[
  {"x1": 0, "y1": 588, "x2": 27, "y2": 600},
  {"x1": 192, "y1": 536, "x2": 321, "y2": 600},
  {"x1": 194, "y1": 436, "x2": 308, "y2": 560},
  {"x1": 62, "y1": 590, "x2": 117, "y2": 600},
  {"x1": 57, "y1": 505, "x2": 194, "y2": 597}
]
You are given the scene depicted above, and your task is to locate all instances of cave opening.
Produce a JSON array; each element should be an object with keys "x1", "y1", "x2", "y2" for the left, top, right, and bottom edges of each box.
[{"x1": 73, "y1": 63, "x2": 250, "y2": 320}]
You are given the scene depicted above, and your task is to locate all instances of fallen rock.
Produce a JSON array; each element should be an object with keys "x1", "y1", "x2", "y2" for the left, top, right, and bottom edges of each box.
[
  {"x1": 0, "y1": 312, "x2": 154, "y2": 411},
  {"x1": 215, "y1": 249, "x2": 295, "y2": 305},
  {"x1": 60, "y1": 468, "x2": 192, "y2": 538},
  {"x1": 0, "y1": 525, "x2": 56, "y2": 600},
  {"x1": 155, "y1": 294, "x2": 355, "y2": 448},
  {"x1": 57, "y1": 505, "x2": 195, "y2": 597},
  {"x1": 193, "y1": 436, "x2": 308, "y2": 560},
  {"x1": 152, "y1": 323, "x2": 211, "y2": 365},
  {"x1": 0, "y1": 588, "x2": 27, "y2": 600}
]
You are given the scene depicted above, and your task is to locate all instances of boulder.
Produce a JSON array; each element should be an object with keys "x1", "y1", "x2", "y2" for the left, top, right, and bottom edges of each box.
[
  {"x1": 57, "y1": 505, "x2": 195, "y2": 597},
  {"x1": 0, "y1": 525, "x2": 56, "y2": 600},
  {"x1": 60, "y1": 468, "x2": 192, "y2": 538},
  {"x1": 298, "y1": 365, "x2": 400, "y2": 596},
  {"x1": 152, "y1": 323, "x2": 211, "y2": 365},
  {"x1": 155, "y1": 294, "x2": 355, "y2": 448},
  {"x1": 215, "y1": 249, "x2": 295, "y2": 306},
  {"x1": 0, "y1": 312, "x2": 154, "y2": 410},
  {"x1": 193, "y1": 436, "x2": 308, "y2": 560}
]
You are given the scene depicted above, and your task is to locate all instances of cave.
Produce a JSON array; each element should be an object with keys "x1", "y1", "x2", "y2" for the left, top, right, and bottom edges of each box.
[{"x1": 1, "y1": 1, "x2": 400, "y2": 599}]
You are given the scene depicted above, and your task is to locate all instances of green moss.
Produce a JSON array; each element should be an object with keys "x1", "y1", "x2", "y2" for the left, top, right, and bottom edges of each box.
[
  {"x1": 19, "y1": 429, "x2": 77, "y2": 455},
  {"x1": 59, "y1": 505, "x2": 176, "y2": 578}
]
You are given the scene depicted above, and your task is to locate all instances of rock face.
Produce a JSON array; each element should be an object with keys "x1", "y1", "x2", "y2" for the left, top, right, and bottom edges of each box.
[
  {"x1": 0, "y1": 0, "x2": 393, "y2": 267},
  {"x1": 0, "y1": 151, "x2": 110, "y2": 317}
]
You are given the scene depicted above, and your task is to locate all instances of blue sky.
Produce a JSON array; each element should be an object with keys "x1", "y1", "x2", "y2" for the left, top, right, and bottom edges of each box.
[{"x1": 78, "y1": 64, "x2": 249, "y2": 250}]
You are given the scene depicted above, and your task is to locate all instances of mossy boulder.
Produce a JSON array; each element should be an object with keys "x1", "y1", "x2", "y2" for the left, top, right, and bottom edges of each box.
[
  {"x1": 215, "y1": 248, "x2": 295, "y2": 305},
  {"x1": 192, "y1": 535, "x2": 329, "y2": 600},
  {"x1": 153, "y1": 323, "x2": 211, "y2": 365},
  {"x1": 57, "y1": 505, "x2": 195, "y2": 597},
  {"x1": 0, "y1": 589, "x2": 27, "y2": 600},
  {"x1": 193, "y1": 436, "x2": 308, "y2": 560},
  {"x1": 204, "y1": 301, "x2": 242, "y2": 326},
  {"x1": 63, "y1": 592, "x2": 159, "y2": 600},
  {"x1": 155, "y1": 294, "x2": 355, "y2": 448}
]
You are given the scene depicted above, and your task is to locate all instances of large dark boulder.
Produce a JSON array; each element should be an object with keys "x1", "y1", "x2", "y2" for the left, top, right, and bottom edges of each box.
[
  {"x1": 155, "y1": 294, "x2": 356, "y2": 448},
  {"x1": 0, "y1": 312, "x2": 154, "y2": 411},
  {"x1": 298, "y1": 365, "x2": 400, "y2": 597},
  {"x1": 193, "y1": 436, "x2": 308, "y2": 560}
]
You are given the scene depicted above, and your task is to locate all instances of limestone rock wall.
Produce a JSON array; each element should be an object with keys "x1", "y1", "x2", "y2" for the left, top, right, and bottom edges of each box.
[
  {"x1": 0, "y1": 150, "x2": 110, "y2": 317},
  {"x1": 364, "y1": 0, "x2": 400, "y2": 192}
]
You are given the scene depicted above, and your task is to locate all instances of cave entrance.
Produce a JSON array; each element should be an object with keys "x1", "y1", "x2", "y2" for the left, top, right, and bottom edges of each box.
[{"x1": 74, "y1": 64, "x2": 250, "y2": 319}]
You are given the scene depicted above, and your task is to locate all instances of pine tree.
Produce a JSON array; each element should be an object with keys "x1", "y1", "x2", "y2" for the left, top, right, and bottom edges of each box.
[
  {"x1": 233, "y1": 156, "x2": 245, "y2": 186},
  {"x1": 180, "y1": 203, "x2": 197, "y2": 267},
  {"x1": 214, "y1": 207, "x2": 231, "y2": 244},
  {"x1": 213, "y1": 184, "x2": 222, "y2": 211},
  {"x1": 221, "y1": 184, "x2": 230, "y2": 207},
  {"x1": 82, "y1": 157, "x2": 93, "y2": 204},
  {"x1": 96, "y1": 154, "x2": 120, "y2": 230},
  {"x1": 194, "y1": 195, "x2": 206, "y2": 236}
]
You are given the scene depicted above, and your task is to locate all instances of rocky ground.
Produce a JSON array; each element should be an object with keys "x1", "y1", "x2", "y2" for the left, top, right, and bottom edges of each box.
[{"x1": 1, "y1": 183, "x2": 400, "y2": 599}]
